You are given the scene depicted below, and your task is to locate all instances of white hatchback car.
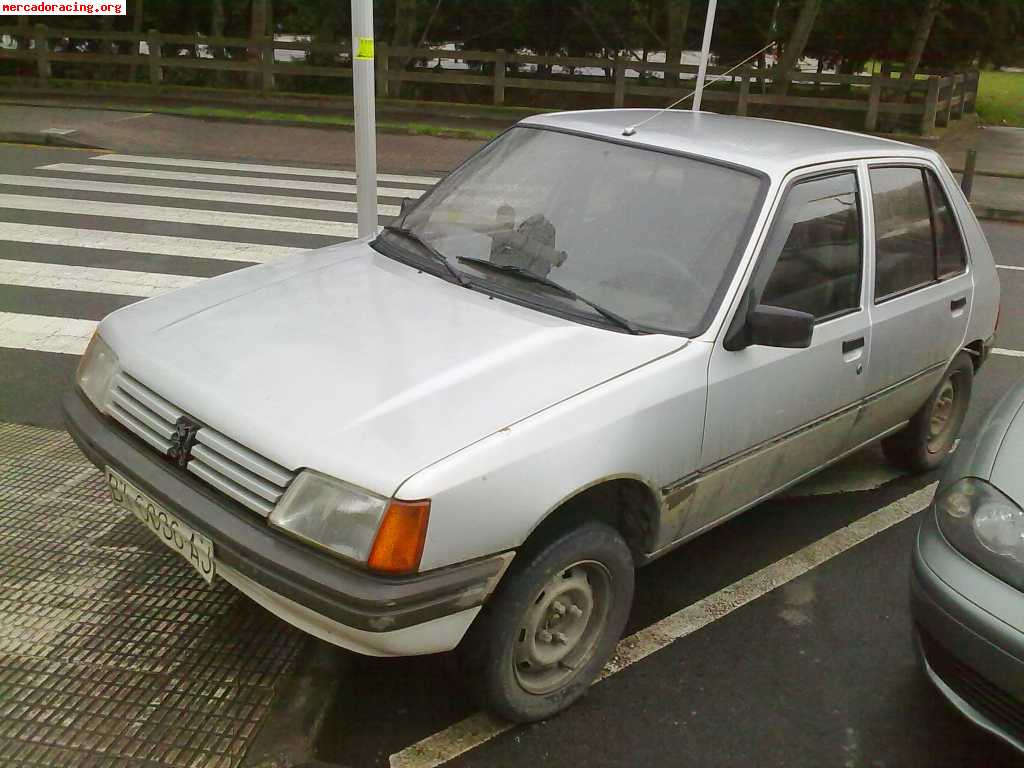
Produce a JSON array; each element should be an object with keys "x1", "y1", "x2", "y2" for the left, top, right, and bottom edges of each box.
[{"x1": 66, "y1": 110, "x2": 1000, "y2": 722}]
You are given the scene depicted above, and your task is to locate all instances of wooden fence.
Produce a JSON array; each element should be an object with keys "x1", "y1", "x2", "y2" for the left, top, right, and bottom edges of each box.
[{"x1": 0, "y1": 25, "x2": 979, "y2": 135}]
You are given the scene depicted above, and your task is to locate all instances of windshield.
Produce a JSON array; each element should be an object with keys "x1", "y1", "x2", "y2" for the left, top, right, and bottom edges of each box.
[{"x1": 398, "y1": 126, "x2": 765, "y2": 336}]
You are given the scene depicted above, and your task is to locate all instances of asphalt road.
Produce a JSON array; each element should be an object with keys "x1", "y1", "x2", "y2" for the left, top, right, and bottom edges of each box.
[{"x1": 1, "y1": 141, "x2": 1024, "y2": 767}]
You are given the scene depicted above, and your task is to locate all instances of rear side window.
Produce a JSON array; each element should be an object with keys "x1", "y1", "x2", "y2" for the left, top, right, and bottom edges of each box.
[
  {"x1": 870, "y1": 166, "x2": 967, "y2": 301},
  {"x1": 927, "y1": 172, "x2": 967, "y2": 278},
  {"x1": 757, "y1": 172, "x2": 862, "y2": 321}
]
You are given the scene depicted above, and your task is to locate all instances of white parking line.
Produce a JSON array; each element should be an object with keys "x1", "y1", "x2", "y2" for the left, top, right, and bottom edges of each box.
[
  {"x1": 994, "y1": 348, "x2": 1024, "y2": 358},
  {"x1": 0, "y1": 175, "x2": 401, "y2": 217},
  {"x1": 0, "y1": 223, "x2": 305, "y2": 263},
  {"x1": 0, "y1": 259, "x2": 202, "y2": 297},
  {"x1": 0, "y1": 194, "x2": 359, "y2": 238},
  {"x1": 0, "y1": 311, "x2": 96, "y2": 354},
  {"x1": 997, "y1": 264, "x2": 1024, "y2": 272},
  {"x1": 94, "y1": 153, "x2": 442, "y2": 186},
  {"x1": 38, "y1": 163, "x2": 428, "y2": 199},
  {"x1": 389, "y1": 483, "x2": 937, "y2": 768}
]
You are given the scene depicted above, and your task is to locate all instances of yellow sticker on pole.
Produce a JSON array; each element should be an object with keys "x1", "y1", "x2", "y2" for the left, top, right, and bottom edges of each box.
[{"x1": 356, "y1": 37, "x2": 375, "y2": 61}]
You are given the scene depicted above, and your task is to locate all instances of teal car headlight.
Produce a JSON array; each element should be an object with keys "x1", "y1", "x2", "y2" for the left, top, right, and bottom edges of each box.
[
  {"x1": 936, "y1": 477, "x2": 1024, "y2": 590},
  {"x1": 76, "y1": 332, "x2": 119, "y2": 412}
]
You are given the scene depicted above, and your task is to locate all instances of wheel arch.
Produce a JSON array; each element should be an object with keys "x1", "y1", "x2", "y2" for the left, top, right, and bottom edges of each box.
[{"x1": 520, "y1": 475, "x2": 663, "y2": 565}]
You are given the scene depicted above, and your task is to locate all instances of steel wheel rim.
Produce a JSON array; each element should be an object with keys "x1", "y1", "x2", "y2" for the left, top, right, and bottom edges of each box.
[
  {"x1": 513, "y1": 560, "x2": 612, "y2": 695},
  {"x1": 927, "y1": 377, "x2": 959, "y2": 453}
]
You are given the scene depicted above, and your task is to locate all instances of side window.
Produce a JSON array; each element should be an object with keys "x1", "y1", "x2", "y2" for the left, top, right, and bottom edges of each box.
[
  {"x1": 757, "y1": 172, "x2": 862, "y2": 321},
  {"x1": 870, "y1": 167, "x2": 935, "y2": 299},
  {"x1": 926, "y1": 171, "x2": 967, "y2": 278}
]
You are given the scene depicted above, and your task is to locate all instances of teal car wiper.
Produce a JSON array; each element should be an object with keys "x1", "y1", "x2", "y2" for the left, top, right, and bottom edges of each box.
[{"x1": 456, "y1": 256, "x2": 641, "y2": 334}]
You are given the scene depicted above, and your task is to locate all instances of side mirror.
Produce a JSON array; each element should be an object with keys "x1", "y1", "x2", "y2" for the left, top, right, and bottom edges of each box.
[
  {"x1": 400, "y1": 198, "x2": 415, "y2": 217},
  {"x1": 747, "y1": 305, "x2": 814, "y2": 349}
]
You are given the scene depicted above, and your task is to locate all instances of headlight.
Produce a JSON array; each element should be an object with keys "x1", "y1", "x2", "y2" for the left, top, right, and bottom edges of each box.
[
  {"x1": 269, "y1": 471, "x2": 430, "y2": 574},
  {"x1": 76, "y1": 332, "x2": 119, "y2": 411},
  {"x1": 936, "y1": 477, "x2": 1024, "y2": 589}
]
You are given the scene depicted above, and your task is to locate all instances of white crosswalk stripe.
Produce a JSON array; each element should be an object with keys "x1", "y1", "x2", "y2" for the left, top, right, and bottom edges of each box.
[
  {"x1": 0, "y1": 311, "x2": 96, "y2": 355},
  {"x1": 39, "y1": 163, "x2": 428, "y2": 199},
  {"x1": 0, "y1": 194, "x2": 361, "y2": 238},
  {"x1": 0, "y1": 223, "x2": 307, "y2": 262},
  {"x1": 0, "y1": 174, "x2": 403, "y2": 216},
  {"x1": 0, "y1": 150, "x2": 431, "y2": 354},
  {"x1": 94, "y1": 153, "x2": 442, "y2": 185},
  {"x1": 0, "y1": 259, "x2": 202, "y2": 297}
]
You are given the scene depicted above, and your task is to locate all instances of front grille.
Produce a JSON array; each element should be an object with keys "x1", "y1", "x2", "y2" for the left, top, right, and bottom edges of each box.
[
  {"x1": 108, "y1": 373, "x2": 184, "y2": 454},
  {"x1": 920, "y1": 627, "x2": 1024, "y2": 741},
  {"x1": 105, "y1": 372, "x2": 293, "y2": 517},
  {"x1": 188, "y1": 427, "x2": 292, "y2": 517}
]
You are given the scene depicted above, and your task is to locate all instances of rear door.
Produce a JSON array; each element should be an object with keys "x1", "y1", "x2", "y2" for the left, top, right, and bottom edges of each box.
[{"x1": 848, "y1": 162, "x2": 973, "y2": 448}]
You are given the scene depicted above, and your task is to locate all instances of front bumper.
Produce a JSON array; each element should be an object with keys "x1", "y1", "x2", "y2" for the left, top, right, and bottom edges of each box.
[
  {"x1": 63, "y1": 386, "x2": 512, "y2": 656},
  {"x1": 911, "y1": 506, "x2": 1024, "y2": 752}
]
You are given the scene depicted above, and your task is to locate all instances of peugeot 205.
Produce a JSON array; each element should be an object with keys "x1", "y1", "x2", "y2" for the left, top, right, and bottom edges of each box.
[{"x1": 64, "y1": 110, "x2": 999, "y2": 722}]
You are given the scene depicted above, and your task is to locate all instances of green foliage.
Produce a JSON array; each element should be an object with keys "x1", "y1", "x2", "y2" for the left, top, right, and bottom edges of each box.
[
  {"x1": 21, "y1": 0, "x2": 1024, "y2": 73},
  {"x1": 976, "y1": 69, "x2": 1024, "y2": 126}
]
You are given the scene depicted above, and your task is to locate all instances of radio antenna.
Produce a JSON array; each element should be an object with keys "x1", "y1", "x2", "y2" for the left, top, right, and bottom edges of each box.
[{"x1": 622, "y1": 41, "x2": 776, "y2": 137}]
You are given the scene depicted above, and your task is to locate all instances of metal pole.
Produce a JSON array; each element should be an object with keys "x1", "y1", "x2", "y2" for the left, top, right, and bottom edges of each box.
[
  {"x1": 351, "y1": 0, "x2": 378, "y2": 237},
  {"x1": 692, "y1": 0, "x2": 718, "y2": 112},
  {"x1": 961, "y1": 148, "x2": 977, "y2": 201}
]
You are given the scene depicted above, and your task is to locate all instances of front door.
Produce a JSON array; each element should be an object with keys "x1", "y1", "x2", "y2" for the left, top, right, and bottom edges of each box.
[{"x1": 669, "y1": 168, "x2": 871, "y2": 541}]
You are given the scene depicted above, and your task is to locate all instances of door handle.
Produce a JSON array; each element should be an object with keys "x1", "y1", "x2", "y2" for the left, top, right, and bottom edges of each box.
[
  {"x1": 842, "y1": 337, "x2": 865, "y2": 354},
  {"x1": 951, "y1": 297, "x2": 967, "y2": 312}
]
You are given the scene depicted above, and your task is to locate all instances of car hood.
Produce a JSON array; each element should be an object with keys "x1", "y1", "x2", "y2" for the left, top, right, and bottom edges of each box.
[{"x1": 102, "y1": 241, "x2": 686, "y2": 495}]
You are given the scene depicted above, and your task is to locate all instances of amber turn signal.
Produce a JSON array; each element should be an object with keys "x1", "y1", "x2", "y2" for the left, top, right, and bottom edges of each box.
[{"x1": 367, "y1": 499, "x2": 431, "y2": 574}]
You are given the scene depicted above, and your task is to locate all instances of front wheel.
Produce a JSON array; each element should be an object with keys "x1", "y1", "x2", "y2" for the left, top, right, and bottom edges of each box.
[
  {"x1": 882, "y1": 351, "x2": 974, "y2": 474},
  {"x1": 465, "y1": 521, "x2": 635, "y2": 723}
]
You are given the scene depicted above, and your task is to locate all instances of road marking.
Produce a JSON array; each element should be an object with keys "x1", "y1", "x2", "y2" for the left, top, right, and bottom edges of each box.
[
  {"x1": 0, "y1": 259, "x2": 202, "y2": 297},
  {"x1": 0, "y1": 223, "x2": 304, "y2": 263},
  {"x1": 38, "y1": 162, "x2": 426, "y2": 199},
  {"x1": 0, "y1": 311, "x2": 96, "y2": 354},
  {"x1": 0, "y1": 194, "x2": 358, "y2": 238},
  {"x1": 997, "y1": 264, "x2": 1024, "y2": 272},
  {"x1": 994, "y1": 348, "x2": 1024, "y2": 358},
  {"x1": 389, "y1": 483, "x2": 937, "y2": 768},
  {"x1": 42, "y1": 128, "x2": 75, "y2": 136},
  {"x1": 93, "y1": 153, "x2": 441, "y2": 185},
  {"x1": 0, "y1": 174, "x2": 401, "y2": 216},
  {"x1": 113, "y1": 112, "x2": 152, "y2": 122}
]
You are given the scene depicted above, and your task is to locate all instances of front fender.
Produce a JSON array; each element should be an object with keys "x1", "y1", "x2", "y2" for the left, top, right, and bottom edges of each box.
[{"x1": 399, "y1": 341, "x2": 711, "y2": 571}]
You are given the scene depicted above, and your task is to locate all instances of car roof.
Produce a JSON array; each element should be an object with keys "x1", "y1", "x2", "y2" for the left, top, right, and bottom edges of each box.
[{"x1": 520, "y1": 109, "x2": 938, "y2": 178}]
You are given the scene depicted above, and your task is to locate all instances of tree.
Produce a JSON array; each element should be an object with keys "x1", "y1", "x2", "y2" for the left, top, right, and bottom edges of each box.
[
  {"x1": 771, "y1": 0, "x2": 820, "y2": 94},
  {"x1": 898, "y1": 0, "x2": 943, "y2": 89},
  {"x1": 665, "y1": 0, "x2": 691, "y2": 85}
]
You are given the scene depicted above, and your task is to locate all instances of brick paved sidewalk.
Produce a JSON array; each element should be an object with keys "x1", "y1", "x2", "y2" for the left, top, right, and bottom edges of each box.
[{"x1": 0, "y1": 422, "x2": 318, "y2": 768}]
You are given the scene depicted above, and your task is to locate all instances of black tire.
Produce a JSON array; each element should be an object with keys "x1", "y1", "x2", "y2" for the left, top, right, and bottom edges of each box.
[
  {"x1": 465, "y1": 520, "x2": 635, "y2": 723},
  {"x1": 882, "y1": 351, "x2": 974, "y2": 474}
]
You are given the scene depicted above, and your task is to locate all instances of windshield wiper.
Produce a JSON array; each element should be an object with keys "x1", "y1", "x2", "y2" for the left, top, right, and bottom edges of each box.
[
  {"x1": 382, "y1": 225, "x2": 468, "y2": 287},
  {"x1": 456, "y1": 256, "x2": 641, "y2": 334}
]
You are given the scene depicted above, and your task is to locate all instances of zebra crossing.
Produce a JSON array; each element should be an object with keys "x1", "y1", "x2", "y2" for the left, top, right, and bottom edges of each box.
[{"x1": 0, "y1": 151, "x2": 439, "y2": 357}]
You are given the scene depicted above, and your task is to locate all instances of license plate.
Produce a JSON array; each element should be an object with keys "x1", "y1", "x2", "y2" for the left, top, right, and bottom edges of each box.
[{"x1": 106, "y1": 467, "x2": 216, "y2": 584}]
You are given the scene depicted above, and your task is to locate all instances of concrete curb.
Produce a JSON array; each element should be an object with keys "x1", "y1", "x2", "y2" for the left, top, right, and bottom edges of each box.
[
  {"x1": 973, "y1": 205, "x2": 1024, "y2": 224},
  {"x1": 0, "y1": 129, "x2": 102, "y2": 149},
  {"x1": 242, "y1": 637, "x2": 349, "y2": 768}
]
